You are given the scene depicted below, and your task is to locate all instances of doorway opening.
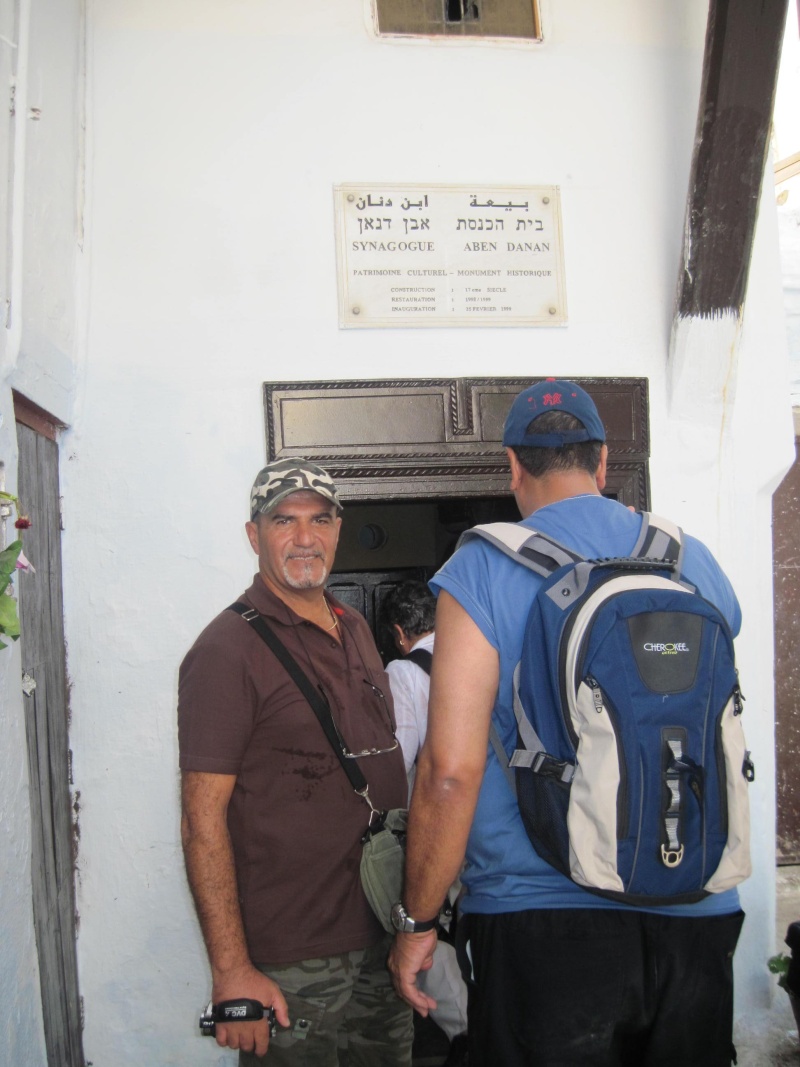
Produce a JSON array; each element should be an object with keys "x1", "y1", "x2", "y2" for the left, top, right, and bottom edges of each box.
[
  {"x1": 329, "y1": 482, "x2": 625, "y2": 662},
  {"x1": 329, "y1": 493, "x2": 519, "y2": 662}
]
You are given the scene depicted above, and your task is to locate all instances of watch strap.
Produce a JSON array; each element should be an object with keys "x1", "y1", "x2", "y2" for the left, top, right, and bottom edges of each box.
[
  {"x1": 392, "y1": 901, "x2": 439, "y2": 933},
  {"x1": 408, "y1": 914, "x2": 439, "y2": 932}
]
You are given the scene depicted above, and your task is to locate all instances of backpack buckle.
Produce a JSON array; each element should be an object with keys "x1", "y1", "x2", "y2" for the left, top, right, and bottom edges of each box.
[
  {"x1": 661, "y1": 844, "x2": 684, "y2": 868},
  {"x1": 530, "y1": 751, "x2": 575, "y2": 783}
]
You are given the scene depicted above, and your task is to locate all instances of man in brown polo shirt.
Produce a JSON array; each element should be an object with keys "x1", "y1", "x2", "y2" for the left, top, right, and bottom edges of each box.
[{"x1": 179, "y1": 459, "x2": 412, "y2": 1064}]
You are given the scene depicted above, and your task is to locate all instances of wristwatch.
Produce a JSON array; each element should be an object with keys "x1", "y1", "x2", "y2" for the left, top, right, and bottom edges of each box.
[{"x1": 391, "y1": 901, "x2": 439, "y2": 934}]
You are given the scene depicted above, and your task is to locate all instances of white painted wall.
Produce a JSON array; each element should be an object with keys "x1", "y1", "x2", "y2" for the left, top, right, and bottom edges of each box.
[
  {"x1": 0, "y1": 0, "x2": 82, "y2": 1063},
  {"x1": 1, "y1": 1, "x2": 792, "y2": 1064}
]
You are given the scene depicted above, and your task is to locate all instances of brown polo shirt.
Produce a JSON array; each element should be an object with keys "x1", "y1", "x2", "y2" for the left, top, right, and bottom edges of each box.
[{"x1": 178, "y1": 576, "x2": 407, "y2": 964}]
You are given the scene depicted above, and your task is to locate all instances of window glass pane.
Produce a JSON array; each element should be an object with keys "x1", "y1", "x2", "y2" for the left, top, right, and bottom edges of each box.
[{"x1": 376, "y1": 0, "x2": 542, "y2": 41}]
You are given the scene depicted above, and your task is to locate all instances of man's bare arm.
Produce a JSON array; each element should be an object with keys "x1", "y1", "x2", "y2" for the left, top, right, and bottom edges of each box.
[
  {"x1": 388, "y1": 590, "x2": 499, "y2": 1011},
  {"x1": 181, "y1": 771, "x2": 289, "y2": 1054}
]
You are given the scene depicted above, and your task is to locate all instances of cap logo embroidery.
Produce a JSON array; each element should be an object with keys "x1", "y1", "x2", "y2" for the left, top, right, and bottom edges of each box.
[{"x1": 501, "y1": 378, "x2": 605, "y2": 448}]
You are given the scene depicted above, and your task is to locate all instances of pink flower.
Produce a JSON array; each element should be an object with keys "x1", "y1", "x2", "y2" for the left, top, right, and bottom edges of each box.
[{"x1": 15, "y1": 550, "x2": 35, "y2": 574}]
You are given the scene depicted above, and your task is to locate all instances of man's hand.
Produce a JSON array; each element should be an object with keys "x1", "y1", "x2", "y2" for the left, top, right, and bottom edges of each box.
[
  {"x1": 211, "y1": 963, "x2": 290, "y2": 1057},
  {"x1": 183, "y1": 772, "x2": 290, "y2": 1054},
  {"x1": 388, "y1": 929, "x2": 439, "y2": 1014}
]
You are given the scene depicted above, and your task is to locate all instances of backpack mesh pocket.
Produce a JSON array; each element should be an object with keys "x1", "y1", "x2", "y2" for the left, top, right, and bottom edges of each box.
[{"x1": 516, "y1": 766, "x2": 572, "y2": 880}]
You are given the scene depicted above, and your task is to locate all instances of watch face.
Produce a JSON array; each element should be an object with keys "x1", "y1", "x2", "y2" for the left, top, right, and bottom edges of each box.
[{"x1": 390, "y1": 902, "x2": 408, "y2": 932}]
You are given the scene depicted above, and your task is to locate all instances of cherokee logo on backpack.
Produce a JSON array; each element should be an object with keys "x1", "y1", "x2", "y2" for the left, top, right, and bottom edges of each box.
[{"x1": 461, "y1": 512, "x2": 754, "y2": 906}]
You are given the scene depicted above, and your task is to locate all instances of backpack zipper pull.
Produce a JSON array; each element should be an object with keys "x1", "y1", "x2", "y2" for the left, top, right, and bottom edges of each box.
[
  {"x1": 733, "y1": 684, "x2": 745, "y2": 716},
  {"x1": 742, "y1": 750, "x2": 755, "y2": 782},
  {"x1": 585, "y1": 675, "x2": 604, "y2": 714}
]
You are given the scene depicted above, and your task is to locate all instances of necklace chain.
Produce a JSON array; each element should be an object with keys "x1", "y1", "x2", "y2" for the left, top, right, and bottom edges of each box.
[{"x1": 323, "y1": 597, "x2": 339, "y2": 632}]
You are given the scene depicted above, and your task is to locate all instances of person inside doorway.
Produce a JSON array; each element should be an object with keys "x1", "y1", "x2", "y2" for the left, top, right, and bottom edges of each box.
[{"x1": 383, "y1": 581, "x2": 469, "y2": 1067}]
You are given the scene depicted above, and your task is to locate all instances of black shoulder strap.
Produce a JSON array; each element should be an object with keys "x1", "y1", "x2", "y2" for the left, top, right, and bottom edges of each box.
[
  {"x1": 405, "y1": 648, "x2": 432, "y2": 676},
  {"x1": 227, "y1": 602, "x2": 367, "y2": 793}
]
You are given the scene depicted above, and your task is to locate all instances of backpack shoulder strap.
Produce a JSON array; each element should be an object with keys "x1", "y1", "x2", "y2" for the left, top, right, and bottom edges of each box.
[
  {"x1": 631, "y1": 512, "x2": 685, "y2": 573},
  {"x1": 458, "y1": 522, "x2": 586, "y2": 579},
  {"x1": 404, "y1": 647, "x2": 432, "y2": 675},
  {"x1": 461, "y1": 513, "x2": 685, "y2": 575},
  {"x1": 489, "y1": 722, "x2": 517, "y2": 795},
  {"x1": 489, "y1": 665, "x2": 575, "y2": 794}
]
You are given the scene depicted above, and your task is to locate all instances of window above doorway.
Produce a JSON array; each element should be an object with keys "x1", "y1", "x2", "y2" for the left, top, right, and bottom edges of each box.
[{"x1": 374, "y1": 0, "x2": 542, "y2": 42}]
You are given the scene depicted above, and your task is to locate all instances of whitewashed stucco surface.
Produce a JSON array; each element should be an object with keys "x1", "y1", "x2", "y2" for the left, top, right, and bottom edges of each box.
[
  {"x1": 0, "y1": 2, "x2": 795, "y2": 1064},
  {"x1": 0, "y1": 0, "x2": 81, "y2": 1064}
]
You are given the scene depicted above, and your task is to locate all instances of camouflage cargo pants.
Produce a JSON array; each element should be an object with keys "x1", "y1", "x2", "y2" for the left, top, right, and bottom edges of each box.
[{"x1": 240, "y1": 935, "x2": 413, "y2": 1066}]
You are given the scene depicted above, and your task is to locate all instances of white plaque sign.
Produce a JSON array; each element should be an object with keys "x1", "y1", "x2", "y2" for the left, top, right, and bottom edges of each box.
[{"x1": 334, "y1": 183, "x2": 566, "y2": 328}]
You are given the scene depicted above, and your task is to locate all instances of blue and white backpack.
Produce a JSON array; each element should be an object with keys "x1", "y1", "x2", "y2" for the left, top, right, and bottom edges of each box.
[{"x1": 461, "y1": 512, "x2": 753, "y2": 906}]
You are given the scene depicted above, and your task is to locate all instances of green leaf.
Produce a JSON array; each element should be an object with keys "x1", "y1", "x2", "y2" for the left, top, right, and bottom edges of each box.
[
  {"x1": 0, "y1": 590, "x2": 21, "y2": 638},
  {"x1": 0, "y1": 541, "x2": 22, "y2": 598},
  {"x1": 0, "y1": 540, "x2": 22, "y2": 578},
  {"x1": 768, "y1": 954, "x2": 790, "y2": 976}
]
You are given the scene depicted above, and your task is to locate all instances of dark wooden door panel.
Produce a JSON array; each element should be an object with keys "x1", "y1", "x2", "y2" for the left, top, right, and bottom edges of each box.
[
  {"x1": 328, "y1": 568, "x2": 429, "y2": 664},
  {"x1": 16, "y1": 420, "x2": 84, "y2": 1066}
]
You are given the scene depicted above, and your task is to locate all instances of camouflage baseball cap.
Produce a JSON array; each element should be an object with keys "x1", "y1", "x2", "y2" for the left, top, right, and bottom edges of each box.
[{"x1": 250, "y1": 458, "x2": 342, "y2": 520}]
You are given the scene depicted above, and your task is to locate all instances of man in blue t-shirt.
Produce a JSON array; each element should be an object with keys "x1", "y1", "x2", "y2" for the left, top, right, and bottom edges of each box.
[{"x1": 388, "y1": 379, "x2": 745, "y2": 1067}]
